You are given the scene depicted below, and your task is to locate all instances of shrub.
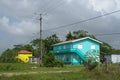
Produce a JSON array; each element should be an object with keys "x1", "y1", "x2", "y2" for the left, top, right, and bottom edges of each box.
[
  {"x1": 54, "y1": 59, "x2": 64, "y2": 67},
  {"x1": 84, "y1": 51, "x2": 99, "y2": 71},
  {"x1": 84, "y1": 59, "x2": 98, "y2": 71},
  {"x1": 43, "y1": 53, "x2": 63, "y2": 67}
]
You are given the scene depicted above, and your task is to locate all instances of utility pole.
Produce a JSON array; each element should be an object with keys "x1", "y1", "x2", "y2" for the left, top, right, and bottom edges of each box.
[{"x1": 40, "y1": 14, "x2": 42, "y2": 64}]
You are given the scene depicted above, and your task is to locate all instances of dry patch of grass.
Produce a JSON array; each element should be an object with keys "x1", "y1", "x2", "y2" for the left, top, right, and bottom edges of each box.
[{"x1": 0, "y1": 63, "x2": 120, "y2": 80}]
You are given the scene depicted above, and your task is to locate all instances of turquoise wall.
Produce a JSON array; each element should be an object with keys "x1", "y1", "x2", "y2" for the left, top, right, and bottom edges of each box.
[
  {"x1": 53, "y1": 43, "x2": 72, "y2": 51},
  {"x1": 54, "y1": 52, "x2": 83, "y2": 64},
  {"x1": 53, "y1": 38, "x2": 100, "y2": 65},
  {"x1": 73, "y1": 39, "x2": 100, "y2": 55}
]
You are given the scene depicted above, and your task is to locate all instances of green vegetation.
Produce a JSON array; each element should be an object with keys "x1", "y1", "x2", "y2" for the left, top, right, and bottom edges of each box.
[
  {"x1": 0, "y1": 63, "x2": 38, "y2": 72},
  {"x1": 0, "y1": 34, "x2": 61, "y2": 63},
  {"x1": 0, "y1": 63, "x2": 120, "y2": 80},
  {"x1": 0, "y1": 29, "x2": 120, "y2": 63},
  {"x1": 43, "y1": 53, "x2": 63, "y2": 67},
  {"x1": 84, "y1": 52, "x2": 99, "y2": 71}
]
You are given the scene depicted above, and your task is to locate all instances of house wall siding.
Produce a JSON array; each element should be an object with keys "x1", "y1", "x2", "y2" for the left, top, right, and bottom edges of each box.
[
  {"x1": 73, "y1": 39, "x2": 100, "y2": 55},
  {"x1": 52, "y1": 38, "x2": 101, "y2": 65},
  {"x1": 53, "y1": 43, "x2": 72, "y2": 51},
  {"x1": 111, "y1": 55, "x2": 120, "y2": 63}
]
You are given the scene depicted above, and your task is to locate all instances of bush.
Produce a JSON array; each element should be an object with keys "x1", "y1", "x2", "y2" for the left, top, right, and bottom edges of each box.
[
  {"x1": 84, "y1": 59, "x2": 98, "y2": 71},
  {"x1": 43, "y1": 53, "x2": 63, "y2": 67},
  {"x1": 83, "y1": 51, "x2": 99, "y2": 71},
  {"x1": 54, "y1": 59, "x2": 64, "y2": 67}
]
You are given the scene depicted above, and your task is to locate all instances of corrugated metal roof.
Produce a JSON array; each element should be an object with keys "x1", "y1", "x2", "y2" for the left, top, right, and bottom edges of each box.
[
  {"x1": 53, "y1": 37, "x2": 102, "y2": 46},
  {"x1": 18, "y1": 50, "x2": 32, "y2": 54}
]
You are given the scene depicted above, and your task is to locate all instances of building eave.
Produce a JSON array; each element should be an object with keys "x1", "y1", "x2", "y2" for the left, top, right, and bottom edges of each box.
[{"x1": 52, "y1": 37, "x2": 102, "y2": 46}]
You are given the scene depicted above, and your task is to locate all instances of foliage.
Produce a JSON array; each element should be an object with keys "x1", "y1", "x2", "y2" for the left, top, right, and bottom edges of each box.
[
  {"x1": 0, "y1": 64, "x2": 120, "y2": 80},
  {"x1": 1, "y1": 29, "x2": 120, "y2": 63},
  {"x1": 0, "y1": 34, "x2": 61, "y2": 63},
  {"x1": 0, "y1": 49, "x2": 18, "y2": 63},
  {"x1": 43, "y1": 53, "x2": 63, "y2": 67},
  {"x1": 66, "y1": 30, "x2": 88, "y2": 41},
  {"x1": 84, "y1": 59, "x2": 98, "y2": 71},
  {"x1": 43, "y1": 34, "x2": 61, "y2": 53},
  {"x1": 66, "y1": 30, "x2": 120, "y2": 54},
  {"x1": 84, "y1": 52, "x2": 99, "y2": 71},
  {"x1": 100, "y1": 42, "x2": 113, "y2": 53},
  {"x1": 13, "y1": 44, "x2": 34, "y2": 52},
  {"x1": 30, "y1": 34, "x2": 61, "y2": 56},
  {"x1": 0, "y1": 44, "x2": 34, "y2": 63},
  {"x1": 0, "y1": 63, "x2": 39, "y2": 72}
]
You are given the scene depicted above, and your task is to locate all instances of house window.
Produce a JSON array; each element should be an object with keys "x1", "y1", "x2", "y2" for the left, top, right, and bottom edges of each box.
[
  {"x1": 91, "y1": 45, "x2": 95, "y2": 49},
  {"x1": 55, "y1": 55, "x2": 57, "y2": 59},
  {"x1": 77, "y1": 55, "x2": 79, "y2": 59},
  {"x1": 78, "y1": 44, "x2": 83, "y2": 49},
  {"x1": 59, "y1": 56, "x2": 61, "y2": 61},
  {"x1": 59, "y1": 46, "x2": 61, "y2": 50},
  {"x1": 62, "y1": 55, "x2": 66, "y2": 61},
  {"x1": 63, "y1": 45, "x2": 66, "y2": 49},
  {"x1": 71, "y1": 55, "x2": 73, "y2": 62},
  {"x1": 58, "y1": 55, "x2": 60, "y2": 60},
  {"x1": 70, "y1": 44, "x2": 72, "y2": 48}
]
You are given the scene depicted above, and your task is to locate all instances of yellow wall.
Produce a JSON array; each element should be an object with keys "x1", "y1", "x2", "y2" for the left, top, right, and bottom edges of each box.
[{"x1": 17, "y1": 54, "x2": 32, "y2": 63}]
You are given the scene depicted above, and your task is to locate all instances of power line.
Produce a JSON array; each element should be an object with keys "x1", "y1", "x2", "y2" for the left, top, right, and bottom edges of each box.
[
  {"x1": 43, "y1": 0, "x2": 65, "y2": 15},
  {"x1": 31, "y1": 8, "x2": 120, "y2": 43},
  {"x1": 38, "y1": 0, "x2": 53, "y2": 13},
  {"x1": 38, "y1": 0, "x2": 64, "y2": 15},
  {"x1": 94, "y1": 33, "x2": 120, "y2": 36},
  {"x1": 43, "y1": 9, "x2": 120, "y2": 31},
  {"x1": 34, "y1": 25, "x2": 120, "y2": 39}
]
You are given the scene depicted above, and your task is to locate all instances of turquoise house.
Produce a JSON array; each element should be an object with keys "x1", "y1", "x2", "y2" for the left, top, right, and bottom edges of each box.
[{"x1": 52, "y1": 37, "x2": 102, "y2": 65}]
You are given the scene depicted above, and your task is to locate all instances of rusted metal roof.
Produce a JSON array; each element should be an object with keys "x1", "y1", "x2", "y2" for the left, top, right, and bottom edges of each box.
[{"x1": 18, "y1": 50, "x2": 32, "y2": 54}]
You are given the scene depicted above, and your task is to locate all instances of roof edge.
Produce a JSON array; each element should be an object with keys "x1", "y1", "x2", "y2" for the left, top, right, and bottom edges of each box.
[{"x1": 52, "y1": 37, "x2": 102, "y2": 46}]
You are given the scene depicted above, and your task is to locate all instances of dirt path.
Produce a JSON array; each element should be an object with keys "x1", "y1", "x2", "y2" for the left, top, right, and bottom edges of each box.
[{"x1": 0, "y1": 71, "x2": 70, "y2": 77}]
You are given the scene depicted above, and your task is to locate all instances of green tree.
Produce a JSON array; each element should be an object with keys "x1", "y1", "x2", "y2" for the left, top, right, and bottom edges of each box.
[
  {"x1": 30, "y1": 39, "x2": 41, "y2": 56},
  {"x1": 66, "y1": 32, "x2": 74, "y2": 41},
  {"x1": 65, "y1": 30, "x2": 117, "y2": 55},
  {"x1": 0, "y1": 49, "x2": 17, "y2": 63},
  {"x1": 30, "y1": 39, "x2": 40, "y2": 49},
  {"x1": 13, "y1": 44, "x2": 34, "y2": 52},
  {"x1": 30, "y1": 34, "x2": 61, "y2": 55},
  {"x1": 43, "y1": 53, "x2": 63, "y2": 67},
  {"x1": 66, "y1": 30, "x2": 88, "y2": 41},
  {"x1": 100, "y1": 42, "x2": 113, "y2": 53},
  {"x1": 43, "y1": 34, "x2": 61, "y2": 53},
  {"x1": 0, "y1": 44, "x2": 34, "y2": 63}
]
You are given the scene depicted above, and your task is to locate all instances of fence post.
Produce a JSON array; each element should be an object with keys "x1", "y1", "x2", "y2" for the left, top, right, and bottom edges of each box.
[
  {"x1": 105, "y1": 58, "x2": 108, "y2": 72},
  {"x1": 118, "y1": 62, "x2": 120, "y2": 72}
]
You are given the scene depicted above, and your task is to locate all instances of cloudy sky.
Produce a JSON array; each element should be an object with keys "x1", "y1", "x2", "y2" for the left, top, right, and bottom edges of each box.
[{"x1": 0, "y1": 0, "x2": 120, "y2": 54}]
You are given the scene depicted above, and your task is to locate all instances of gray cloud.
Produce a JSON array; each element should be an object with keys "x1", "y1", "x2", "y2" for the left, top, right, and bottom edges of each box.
[{"x1": 0, "y1": 0, "x2": 120, "y2": 54}]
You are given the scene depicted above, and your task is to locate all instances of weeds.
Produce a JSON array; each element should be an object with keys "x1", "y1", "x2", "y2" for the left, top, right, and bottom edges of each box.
[{"x1": 0, "y1": 63, "x2": 120, "y2": 80}]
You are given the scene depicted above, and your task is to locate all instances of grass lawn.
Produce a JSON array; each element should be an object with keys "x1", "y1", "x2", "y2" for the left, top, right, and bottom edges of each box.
[{"x1": 0, "y1": 63, "x2": 120, "y2": 80}]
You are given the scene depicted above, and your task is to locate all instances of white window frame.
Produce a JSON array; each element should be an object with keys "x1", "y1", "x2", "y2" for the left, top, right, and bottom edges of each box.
[
  {"x1": 91, "y1": 45, "x2": 95, "y2": 49},
  {"x1": 78, "y1": 44, "x2": 83, "y2": 49}
]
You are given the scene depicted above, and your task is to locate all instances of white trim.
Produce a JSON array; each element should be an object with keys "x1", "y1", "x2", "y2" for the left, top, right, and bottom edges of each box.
[
  {"x1": 78, "y1": 44, "x2": 83, "y2": 49},
  {"x1": 91, "y1": 45, "x2": 95, "y2": 49},
  {"x1": 53, "y1": 37, "x2": 102, "y2": 46}
]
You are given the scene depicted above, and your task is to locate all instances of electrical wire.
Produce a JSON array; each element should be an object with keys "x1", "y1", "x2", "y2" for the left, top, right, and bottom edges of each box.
[
  {"x1": 43, "y1": 9, "x2": 120, "y2": 31},
  {"x1": 37, "y1": 1, "x2": 120, "y2": 39},
  {"x1": 43, "y1": 0, "x2": 65, "y2": 15},
  {"x1": 38, "y1": 0, "x2": 64, "y2": 15},
  {"x1": 94, "y1": 33, "x2": 120, "y2": 36}
]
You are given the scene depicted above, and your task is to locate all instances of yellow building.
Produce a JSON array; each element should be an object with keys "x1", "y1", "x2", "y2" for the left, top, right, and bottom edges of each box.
[{"x1": 17, "y1": 50, "x2": 32, "y2": 63}]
